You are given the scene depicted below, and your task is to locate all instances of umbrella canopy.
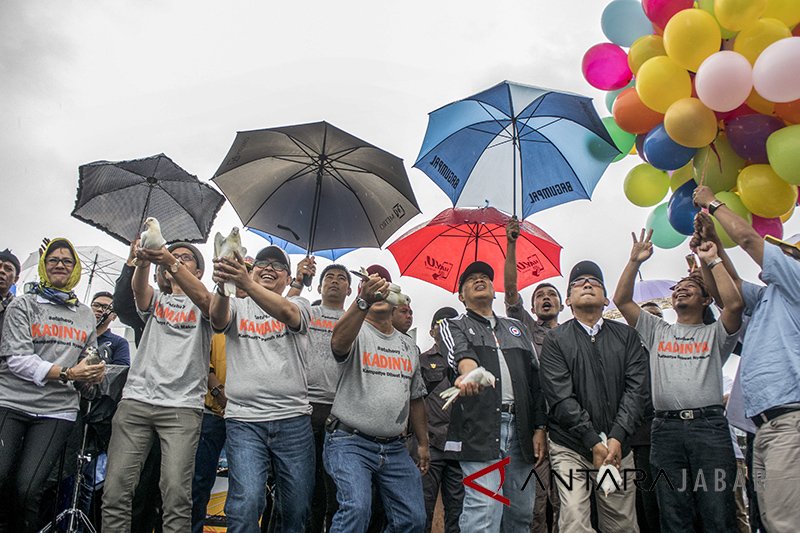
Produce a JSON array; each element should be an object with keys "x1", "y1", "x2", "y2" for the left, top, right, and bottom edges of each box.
[
  {"x1": 246, "y1": 228, "x2": 355, "y2": 261},
  {"x1": 414, "y1": 80, "x2": 620, "y2": 218},
  {"x1": 72, "y1": 153, "x2": 225, "y2": 245},
  {"x1": 388, "y1": 206, "x2": 561, "y2": 293},
  {"x1": 213, "y1": 121, "x2": 420, "y2": 253},
  {"x1": 19, "y1": 245, "x2": 127, "y2": 301},
  {"x1": 604, "y1": 278, "x2": 677, "y2": 316}
]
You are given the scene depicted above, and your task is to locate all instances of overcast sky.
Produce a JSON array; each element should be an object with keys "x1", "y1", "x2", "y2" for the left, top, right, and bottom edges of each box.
[{"x1": 2, "y1": 1, "x2": 797, "y2": 341}]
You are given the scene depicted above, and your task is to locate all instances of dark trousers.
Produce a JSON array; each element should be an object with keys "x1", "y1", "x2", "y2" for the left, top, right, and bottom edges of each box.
[
  {"x1": 191, "y1": 411, "x2": 227, "y2": 533},
  {"x1": 650, "y1": 414, "x2": 737, "y2": 533},
  {"x1": 308, "y1": 403, "x2": 338, "y2": 533},
  {"x1": 421, "y1": 447, "x2": 463, "y2": 533},
  {"x1": 0, "y1": 407, "x2": 73, "y2": 533},
  {"x1": 633, "y1": 444, "x2": 661, "y2": 533}
]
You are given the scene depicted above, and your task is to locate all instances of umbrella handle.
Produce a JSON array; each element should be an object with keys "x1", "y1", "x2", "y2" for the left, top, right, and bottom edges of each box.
[{"x1": 302, "y1": 273, "x2": 313, "y2": 287}]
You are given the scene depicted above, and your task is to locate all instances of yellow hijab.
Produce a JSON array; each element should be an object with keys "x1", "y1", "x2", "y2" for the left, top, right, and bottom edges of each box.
[{"x1": 37, "y1": 238, "x2": 82, "y2": 303}]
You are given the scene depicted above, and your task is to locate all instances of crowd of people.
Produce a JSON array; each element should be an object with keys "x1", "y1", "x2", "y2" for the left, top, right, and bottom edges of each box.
[{"x1": 0, "y1": 183, "x2": 798, "y2": 533}]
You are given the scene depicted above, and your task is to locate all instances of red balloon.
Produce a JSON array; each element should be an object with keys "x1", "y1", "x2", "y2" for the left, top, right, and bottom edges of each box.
[
  {"x1": 751, "y1": 215, "x2": 783, "y2": 239},
  {"x1": 716, "y1": 103, "x2": 758, "y2": 122},
  {"x1": 642, "y1": 0, "x2": 694, "y2": 29}
]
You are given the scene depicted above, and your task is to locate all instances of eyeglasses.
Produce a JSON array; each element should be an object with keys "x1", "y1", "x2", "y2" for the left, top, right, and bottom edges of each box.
[
  {"x1": 173, "y1": 253, "x2": 196, "y2": 263},
  {"x1": 46, "y1": 257, "x2": 75, "y2": 268},
  {"x1": 91, "y1": 302, "x2": 113, "y2": 312},
  {"x1": 253, "y1": 260, "x2": 288, "y2": 272},
  {"x1": 570, "y1": 276, "x2": 603, "y2": 288}
]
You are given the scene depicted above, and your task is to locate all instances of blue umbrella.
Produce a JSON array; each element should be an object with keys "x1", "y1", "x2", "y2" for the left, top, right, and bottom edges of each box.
[
  {"x1": 414, "y1": 80, "x2": 620, "y2": 218},
  {"x1": 246, "y1": 228, "x2": 355, "y2": 261}
]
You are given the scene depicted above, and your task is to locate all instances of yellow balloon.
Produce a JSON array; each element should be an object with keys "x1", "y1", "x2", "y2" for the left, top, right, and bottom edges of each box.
[
  {"x1": 733, "y1": 18, "x2": 791, "y2": 64},
  {"x1": 664, "y1": 98, "x2": 719, "y2": 148},
  {"x1": 746, "y1": 89, "x2": 776, "y2": 115},
  {"x1": 763, "y1": 0, "x2": 800, "y2": 27},
  {"x1": 780, "y1": 202, "x2": 795, "y2": 223},
  {"x1": 628, "y1": 35, "x2": 666, "y2": 75},
  {"x1": 737, "y1": 164, "x2": 798, "y2": 217},
  {"x1": 670, "y1": 162, "x2": 694, "y2": 192},
  {"x1": 663, "y1": 9, "x2": 722, "y2": 72},
  {"x1": 636, "y1": 56, "x2": 693, "y2": 113},
  {"x1": 715, "y1": 0, "x2": 767, "y2": 32}
]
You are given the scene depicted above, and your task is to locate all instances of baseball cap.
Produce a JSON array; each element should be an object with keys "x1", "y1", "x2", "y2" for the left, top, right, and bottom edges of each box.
[
  {"x1": 365, "y1": 264, "x2": 392, "y2": 282},
  {"x1": 458, "y1": 261, "x2": 494, "y2": 292},
  {"x1": 430, "y1": 306, "x2": 458, "y2": 328},
  {"x1": 255, "y1": 246, "x2": 291, "y2": 270},
  {"x1": 568, "y1": 260, "x2": 604, "y2": 286}
]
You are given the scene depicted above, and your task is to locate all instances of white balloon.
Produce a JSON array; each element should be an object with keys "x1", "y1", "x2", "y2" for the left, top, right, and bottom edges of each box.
[
  {"x1": 753, "y1": 37, "x2": 800, "y2": 103},
  {"x1": 695, "y1": 51, "x2": 753, "y2": 112}
]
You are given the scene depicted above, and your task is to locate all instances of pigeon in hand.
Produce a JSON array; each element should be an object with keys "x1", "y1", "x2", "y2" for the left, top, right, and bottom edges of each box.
[
  {"x1": 353, "y1": 267, "x2": 411, "y2": 306},
  {"x1": 439, "y1": 366, "x2": 496, "y2": 410},
  {"x1": 140, "y1": 217, "x2": 166, "y2": 250},
  {"x1": 214, "y1": 227, "x2": 247, "y2": 297}
]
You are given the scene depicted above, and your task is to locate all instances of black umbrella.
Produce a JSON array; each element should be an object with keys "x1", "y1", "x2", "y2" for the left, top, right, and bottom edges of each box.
[
  {"x1": 72, "y1": 153, "x2": 225, "y2": 244},
  {"x1": 212, "y1": 121, "x2": 421, "y2": 254}
]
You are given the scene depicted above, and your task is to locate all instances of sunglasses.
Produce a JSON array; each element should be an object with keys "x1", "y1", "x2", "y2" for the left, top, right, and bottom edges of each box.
[
  {"x1": 253, "y1": 260, "x2": 288, "y2": 273},
  {"x1": 570, "y1": 276, "x2": 603, "y2": 288}
]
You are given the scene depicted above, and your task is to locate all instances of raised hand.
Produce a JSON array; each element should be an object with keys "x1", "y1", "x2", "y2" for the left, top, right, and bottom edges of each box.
[
  {"x1": 629, "y1": 228, "x2": 654, "y2": 263},
  {"x1": 506, "y1": 217, "x2": 520, "y2": 243},
  {"x1": 692, "y1": 185, "x2": 716, "y2": 209},
  {"x1": 696, "y1": 240, "x2": 719, "y2": 265}
]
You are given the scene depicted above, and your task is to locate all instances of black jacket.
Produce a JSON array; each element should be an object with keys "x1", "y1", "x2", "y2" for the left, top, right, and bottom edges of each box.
[
  {"x1": 418, "y1": 345, "x2": 456, "y2": 451},
  {"x1": 440, "y1": 310, "x2": 547, "y2": 463},
  {"x1": 540, "y1": 319, "x2": 649, "y2": 461},
  {"x1": 113, "y1": 264, "x2": 145, "y2": 346}
]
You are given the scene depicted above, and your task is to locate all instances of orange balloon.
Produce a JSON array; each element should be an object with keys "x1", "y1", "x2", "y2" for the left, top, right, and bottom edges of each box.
[
  {"x1": 613, "y1": 88, "x2": 666, "y2": 134},
  {"x1": 747, "y1": 89, "x2": 776, "y2": 115},
  {"x1": 775, "y1": 99, "x2": 800, "y2": 123}
]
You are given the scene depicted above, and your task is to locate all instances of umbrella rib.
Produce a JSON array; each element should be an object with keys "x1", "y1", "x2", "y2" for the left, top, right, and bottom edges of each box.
[
  {"x1": 396, "y1": 223, "x2": 463, "y2": 276},
  {"x1": 151, "y1": 182, "x2": 206, "y2": 238},
  {"x1": 518, "y1": 232, "x2": 562, "y2": 276},
  {"x1": 415, "y1": 118, "x2": 508, "y2": 166}
]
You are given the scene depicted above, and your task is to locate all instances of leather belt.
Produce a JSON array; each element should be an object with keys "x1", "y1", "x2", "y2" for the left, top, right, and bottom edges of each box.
[
  {"x1": 501, "y1": 403, "x2": 515, "y2": 414},
  {"x1": 654, "y1": 405, "x2": 724, "y2": 420},
  {"x1": 327, "y1": 420, "x2": 402, "y2": 444},
  {"x1": 751, "y1": 406, "x2": 800, "y2": 428}
]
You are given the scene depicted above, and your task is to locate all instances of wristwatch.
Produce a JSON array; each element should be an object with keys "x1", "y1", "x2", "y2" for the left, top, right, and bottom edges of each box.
[
  {"x1": 210, "y1": 385, "x2": 224, "y2": 397},
  {"x1": 59, "y1": 367, "x2": 71, "y2": 383},
  {"x1": 290, "y1": 280, "x2": 304, "y2": 290},
  {"x1": 356, "y1": 297, "x2": 371, "y2": 311},
  {"x1": 708, "y1": 199, "x2": 725, "y2": 215}
]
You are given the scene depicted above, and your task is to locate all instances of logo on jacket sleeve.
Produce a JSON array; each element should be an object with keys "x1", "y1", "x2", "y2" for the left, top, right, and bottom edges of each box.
[{"x1": 509, "y1": 326, "x2": 522, "y2": 337}]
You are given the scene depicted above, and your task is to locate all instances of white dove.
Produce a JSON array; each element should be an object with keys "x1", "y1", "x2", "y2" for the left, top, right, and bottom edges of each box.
[
  {"x1": 214, "y1": 227, "x2": 247, "y2": 297},
  {"x1": 353, "y1": 267, "x2": 411, "y2": 306},
  {"x1": 140, "y1": 217, "x2": 166, "y2": 250},
  {"x1": 596, "y1": 432, "x2": 623, "y2": 496},
  {"x1": 439, "y1": 366, "x2": 496, "y2": 410}
]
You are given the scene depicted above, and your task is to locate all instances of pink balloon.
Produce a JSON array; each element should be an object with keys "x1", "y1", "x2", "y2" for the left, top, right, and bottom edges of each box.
[
  {"x1": 753, "y1": 37, "x2": 800, "y2": 103},
  {"x1": 751, "y1": 215, "x2": 783, "y2": 239},
  {"x1": 695, "y1": 52, "x2": 753, "y2": 112},
  {"x1": 642, "y1": 0, "x2": 693, "y2": 29},
  {"x1": 582, "y1": 43, "x2": 633, "y2": 91},
  {"x1": 715, "y1": 103, "x2": 757, "y2": 122}
]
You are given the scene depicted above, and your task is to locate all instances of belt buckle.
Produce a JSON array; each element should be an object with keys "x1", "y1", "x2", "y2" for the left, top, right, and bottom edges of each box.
[{"x1": 679, "y1": 410, "x2": 694, "y2": 420}]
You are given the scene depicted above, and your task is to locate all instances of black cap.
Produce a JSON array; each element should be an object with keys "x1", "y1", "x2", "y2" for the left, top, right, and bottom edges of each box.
[
  {"x1": 568, "y1": 260, "x2": 604, "y2": 286},
  {"x1": 458, "y1": 261, "x2": 494, "y2": 292},
  {"x1": 255, "y1": 246, "x2": 291, "y2": 270},
  {"x1": 0, "y1": 249, "x2": 21, "y2": 276},
  {"x1": 168, "y1": 242, "x2": 205, "y2": 275},
  {"x1": 431, "y1": 306, "x2": 458, "y2": 328}
]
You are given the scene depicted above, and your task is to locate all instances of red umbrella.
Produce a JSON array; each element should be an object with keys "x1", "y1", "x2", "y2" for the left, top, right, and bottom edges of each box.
[{"x1": 388, "y1": 207, "x2": 561, "y2": 293}]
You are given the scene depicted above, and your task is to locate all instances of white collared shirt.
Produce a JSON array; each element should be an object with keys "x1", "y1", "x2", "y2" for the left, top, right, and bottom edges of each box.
[{"x1": 577, "y1": 317, "x2": 604, "y2": 337}]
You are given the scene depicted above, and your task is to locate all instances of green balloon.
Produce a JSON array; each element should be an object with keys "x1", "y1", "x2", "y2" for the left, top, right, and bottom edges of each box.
[
  {"x1": 624, "y1": 163, "x2": 670, "y2": 207},
  {"x1": 646, "y1": 202, "x2": 687, "y2": 249},
  {"x1": 714, "y1": 191, "x2": 752, "y2": 247},
  {"x1": 698, "y1": 0, "x2": 738, "y2": 39},
  {"x1": 603, "y1": 116, "x2": 636, "y2": 163},
  {"x1": 767, "y1": 125, "x2": 800, "y2": 185},
  {"x1": 605, "y1": 80, "x2": 635, "y2": 114},
  {"x1": 693, "y1": 134, "x2": 746, "y2": 193}
]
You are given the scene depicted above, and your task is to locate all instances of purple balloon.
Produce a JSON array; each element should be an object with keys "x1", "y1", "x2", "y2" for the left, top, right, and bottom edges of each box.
[
  {"x1": 725, "y1": 114, "x2": 786, "y2": 163},
  {"x1": 635, "y1": 134, "x2": 648, "y2": 163}
]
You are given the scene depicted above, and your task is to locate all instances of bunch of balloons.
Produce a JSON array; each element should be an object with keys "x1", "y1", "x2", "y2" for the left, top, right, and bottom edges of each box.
[{"x1": 584, "y1": 0, "x2": 800, "y2": 248}]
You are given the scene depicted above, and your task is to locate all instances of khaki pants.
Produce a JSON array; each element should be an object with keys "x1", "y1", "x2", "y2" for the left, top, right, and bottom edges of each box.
[
  {"x1": 549, "y1": 441, "x2": 638, "y2": 533},
  {"x1": 753, "y1": 410, "x2": 800, "y2": 533},
  {"x1": 102, "y1": 399, "x2": 202, "y2": 533}
]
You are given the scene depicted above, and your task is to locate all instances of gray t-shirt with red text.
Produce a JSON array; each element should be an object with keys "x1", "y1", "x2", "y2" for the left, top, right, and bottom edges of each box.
[
  {"x1": 123, "y1": 290, "x2": 212, "y2": 410},
  {"x1": 331, "y1": 321, "x2": 426, "y2": 438},
  {"x1": 307, "y1": 305, "x2": 345, "y2": 404},
  {"x1": 636, "y1": 311, "x2": 738, "y2": 410},
  {"x1": 223, "y1": 295, "x2": 311, "y2": 422}
]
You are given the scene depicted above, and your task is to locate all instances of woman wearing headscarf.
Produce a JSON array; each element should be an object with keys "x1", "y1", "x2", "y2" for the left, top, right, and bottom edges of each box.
[{"x1": 0, "y1": 238, "x2": 106, "y2": 532}]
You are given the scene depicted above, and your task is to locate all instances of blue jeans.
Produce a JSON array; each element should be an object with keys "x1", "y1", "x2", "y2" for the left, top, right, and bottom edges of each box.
[
  {"x1": 191, "y1": 411, "x2": 227, "y2": 533},
  {"x1": 459, "y1": 412, "x2": 535, "y2": 533},
  {"x1": 324, "y1": 430, "x2": 426, "y2": 533},
  {"x1": 224, "y1": 415, "x2": 315, "y2": 533},
  {"x1": 650, "y1": 413, "x2": 737, "y2": 532}
]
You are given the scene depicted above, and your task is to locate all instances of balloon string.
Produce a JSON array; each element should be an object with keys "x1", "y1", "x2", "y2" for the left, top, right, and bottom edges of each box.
[{"x1": 698, "y1": 140, "x2": 722, "y2": 188}]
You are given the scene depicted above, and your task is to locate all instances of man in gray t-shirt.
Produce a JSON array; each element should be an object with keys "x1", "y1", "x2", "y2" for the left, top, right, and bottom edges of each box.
[
  {"x1": 614, "y1": 228, "x2": 743, "y2": 533},
  {"x1": 210, "y1": 245, "x2": 314, "y2": 533},
  {"x1": 326, "y1": 264, "x2": 428, "y2": 533}
]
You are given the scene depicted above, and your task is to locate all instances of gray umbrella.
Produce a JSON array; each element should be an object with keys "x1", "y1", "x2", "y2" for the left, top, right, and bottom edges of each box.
[
  {"x1": 212, "y1": 121, "x2": 420, "y2": 253},
  {"x1": 72, "y1": 153, "x2": 225, "y2": 244}
]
